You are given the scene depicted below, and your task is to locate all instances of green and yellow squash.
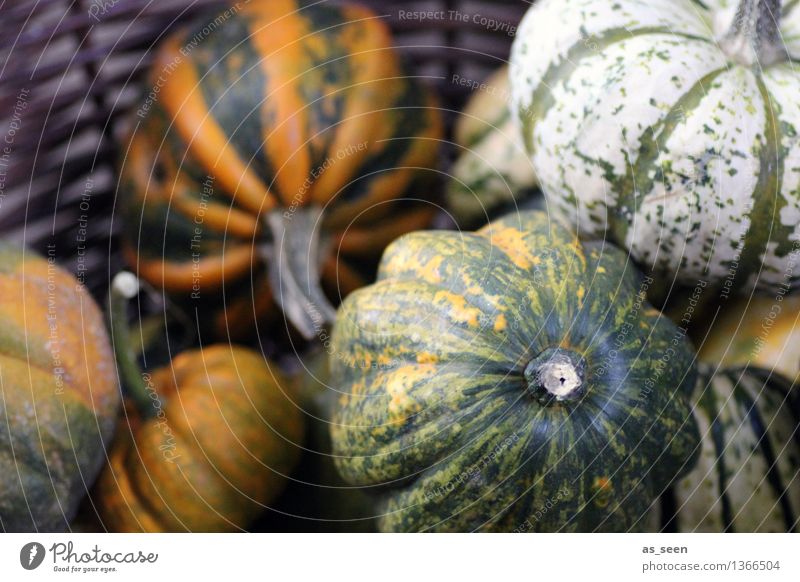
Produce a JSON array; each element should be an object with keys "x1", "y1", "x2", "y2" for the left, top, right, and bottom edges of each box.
[
  {"x1": 654, "y1": 364, "x2": 799, "y2": 532},
  {"x1": 95, "y1": 274, "x2": 303, "y2": 532},
  {"x1": 330, "y1": 211, "x2": 700, "y2": 532},
  {"x1": 119, "y1": 0, "x2": 443, "y2": 339},
  {"x1": 0, "y1": 243, "x2": 119, "y2": 531},
  {"x1": 511, "y1": 0, "x2": 800, "y2": 293},
  {"x1": 447, "y1": 65, "x2": 539, "y2": 228}
]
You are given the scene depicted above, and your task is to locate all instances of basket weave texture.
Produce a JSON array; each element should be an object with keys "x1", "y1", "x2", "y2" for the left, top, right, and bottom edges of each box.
[{"x1": 0, "y1": 0, "x2": 529, "y2": 297}]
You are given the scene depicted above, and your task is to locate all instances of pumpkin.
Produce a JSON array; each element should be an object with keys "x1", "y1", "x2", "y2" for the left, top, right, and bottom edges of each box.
[
  {"x1": 696, "y1": 294, "x2": 800, "y2": 384},
  {"x1": 119, "y1": 0, "x2": 443, "y2": 340},
  {"x1": 654, "y1": 364, "x2": 800, "y2": 532},
  {"x1": 0, "y1": 242, "x2": 119, "y2": 531},
  {"x1": 447, "y1": 65, "x2": 539, "y2": 228},
  {"x1": 329, "y1": 210, "x2": 700, "y2": 532},
  {"x1": 95, "y1": 274, "x2": 303, "y2": 532},
  {"x1": 511, "y1": 0, "x2": 800, "y2": 293}
]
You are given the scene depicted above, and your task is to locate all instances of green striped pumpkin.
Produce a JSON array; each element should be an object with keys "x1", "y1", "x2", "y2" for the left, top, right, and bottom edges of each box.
[
  {"x1": 330, "y1": 210, "x2": 700, "y2": 532},
  {"x1": 447, "y1": 66, "x2": 539, "y2": 228},
  {"x1": 656, "y1": 365, "x2": 800, "y2": 532},
  {"x1": 119, "y1": 0, "x2": 442, "y2": 339},
  {"x1": 511, "y1": 0, "x2": 800, "y2": 293}
]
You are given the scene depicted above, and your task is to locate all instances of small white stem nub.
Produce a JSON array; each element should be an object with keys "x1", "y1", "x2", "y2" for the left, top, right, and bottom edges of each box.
[
  {"x1": 537, "y1": 357, "x2": 583, "y2": 401},
  {"x1": 108, "y1": 271, "x2": 155, "y2": 417},
  {"x1": 525, "y1": 348, "x2": 585, "y2": 403},
  {"x1": 112, "y1": 271, "x2": 140, "y2": 299}
]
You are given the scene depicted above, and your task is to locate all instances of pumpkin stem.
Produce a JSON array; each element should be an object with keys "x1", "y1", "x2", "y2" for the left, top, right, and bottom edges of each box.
[
  {"x1": 108, "y1": 272, "x2": 157, "y2": 419},
  {"x1": 722, "y1": 0, "x2": 786, "y2": 67},
  {"x1": 525, "y1": 347, "x2": 586, "y2": 404},
  {"x1": 264, "y1": 205, "x2": 337, "y2": 340}
]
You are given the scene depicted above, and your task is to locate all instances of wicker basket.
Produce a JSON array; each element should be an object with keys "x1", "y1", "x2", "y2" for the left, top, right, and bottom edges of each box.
[{"x1": 0, "y1": 0, "x2": 529, "y2": 300}]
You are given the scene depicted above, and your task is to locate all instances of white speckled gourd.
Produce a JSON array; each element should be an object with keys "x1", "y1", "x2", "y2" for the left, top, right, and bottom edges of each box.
[
  {"x1": 511, "y1": 0, "x2": 800, "y2": 292},
  {"x1": 662, "y1": 364, "x2": 800, "y2": 532},
  {"x1": 447, "y1": 66, "x2": 538, "y2": 228}
]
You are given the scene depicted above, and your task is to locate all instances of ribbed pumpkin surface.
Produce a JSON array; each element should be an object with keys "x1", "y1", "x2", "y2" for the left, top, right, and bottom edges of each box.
[
  {"x1": 96, "y1": 345, "x2": 303, "y2": 532},
  {"x1": 0, "y1": 242, "x2": 119, "y2": 532},
  {"x1": 447, "y1": 65, "x2": 538, "y2": 228},
  {"x1": 330, "y1": 211, "x2": 700, "y2": 532},
  {"x1": 665, "y1": 366, "x2": 799, "y2": 532},
  {"x1": 511, "y1": 0, "x2": 800, "y2": 292},
  {"x1": 119, "y1": 0, "x2": 443, "y2": 335}
]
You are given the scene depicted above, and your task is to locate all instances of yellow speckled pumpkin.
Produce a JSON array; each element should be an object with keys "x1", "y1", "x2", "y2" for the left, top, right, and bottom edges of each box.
[
  {"x1": 0, "y1": 242, "x2": 119, "y2": 532},
  {"x1": 330, "y1": 211, "x2": 700, "y2": 532}
]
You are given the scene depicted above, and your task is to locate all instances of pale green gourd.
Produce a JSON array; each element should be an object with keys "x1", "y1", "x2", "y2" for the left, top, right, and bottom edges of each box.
[{"x1": 511, "y1": 0, "x2": 800, "y2": 293}]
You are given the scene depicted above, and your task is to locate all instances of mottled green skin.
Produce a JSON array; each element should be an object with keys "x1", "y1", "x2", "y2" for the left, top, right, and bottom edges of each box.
[
  {"x1": 663, "y1": 365, "x2": 800, "y2": 532},
  {"x1": 0, "y1": 242, "x2": 119, "y2": 532},
  {"x1": 330, "y1": 211, "x2": 700, "y2": 532}
]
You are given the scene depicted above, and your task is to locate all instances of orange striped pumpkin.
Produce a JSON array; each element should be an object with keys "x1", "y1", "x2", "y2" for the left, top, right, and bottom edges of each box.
[{"x1": 118, "y1": 0, "x2": 443, "y2": 339}]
